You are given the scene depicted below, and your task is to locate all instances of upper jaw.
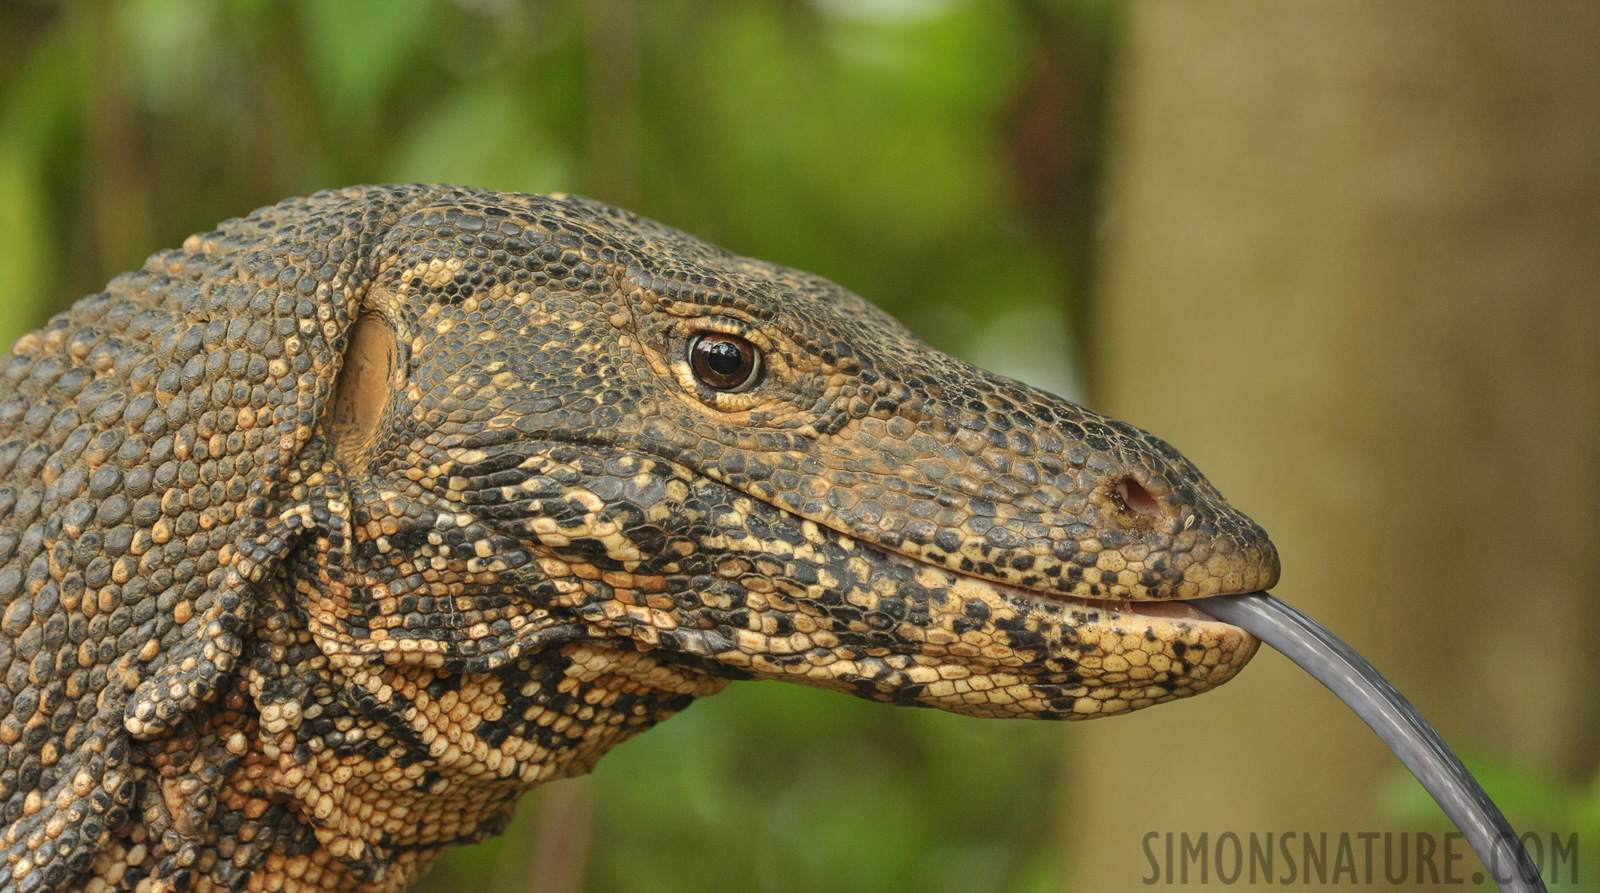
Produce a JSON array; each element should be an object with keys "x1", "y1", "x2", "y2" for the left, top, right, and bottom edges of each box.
[{"x1": 868, "y1": 511, "x2": 1282, "y2": 606}]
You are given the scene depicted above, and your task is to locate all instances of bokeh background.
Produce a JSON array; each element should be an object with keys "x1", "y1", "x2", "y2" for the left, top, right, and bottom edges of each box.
[{"x1": 1, "y1": 1, "x2": 1596, "y2": 891}]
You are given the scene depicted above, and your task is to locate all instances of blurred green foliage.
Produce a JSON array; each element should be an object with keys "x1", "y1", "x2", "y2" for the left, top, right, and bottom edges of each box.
[
  {"x1": 0, "y1": 1, "x2": 1114, "y2": 890},
  {"x1": 1, "y1": 3, "x2": 1588, "y2": 891},
  {"x1": 0, "y1": 0, "x2": 1114, "y2": 401}
]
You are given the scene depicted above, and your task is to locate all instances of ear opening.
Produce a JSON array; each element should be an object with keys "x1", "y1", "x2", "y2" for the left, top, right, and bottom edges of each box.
[{"x1": 330, "y1": 308, "x2": 398, "y2": 469}]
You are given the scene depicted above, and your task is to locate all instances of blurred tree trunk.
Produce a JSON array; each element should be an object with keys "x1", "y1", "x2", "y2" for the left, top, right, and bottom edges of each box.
[
  {"x1": 584, "y1": 0, "x2": 641, "y2": 210},
  {"x1": 1065, "y1": 1, "x2": 1600, "y2": 889}
]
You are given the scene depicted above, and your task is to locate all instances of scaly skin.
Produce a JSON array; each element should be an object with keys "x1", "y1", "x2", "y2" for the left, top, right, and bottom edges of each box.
[{"x1": 0, "y1": 185, "x2": 1278, "y2": 892}]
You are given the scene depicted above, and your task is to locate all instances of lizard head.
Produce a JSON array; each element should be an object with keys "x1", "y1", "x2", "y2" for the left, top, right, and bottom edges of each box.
[
  {"x1": 0, "y1": 183, "x2": 1279, "y2": 893},
  {"x1": 326, "y1": 189, "x2": 1278, "y2": 724}
]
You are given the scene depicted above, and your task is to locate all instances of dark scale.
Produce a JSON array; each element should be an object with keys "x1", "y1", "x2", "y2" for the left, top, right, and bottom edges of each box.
[{"x1": 0, "y1": 185, "x2": 1277, "y2": 892}]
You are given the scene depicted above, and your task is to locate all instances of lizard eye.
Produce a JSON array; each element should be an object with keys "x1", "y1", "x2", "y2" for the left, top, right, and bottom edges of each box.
[{"x1": 690, "y1": 333, "x2": 762, "y2": 392}]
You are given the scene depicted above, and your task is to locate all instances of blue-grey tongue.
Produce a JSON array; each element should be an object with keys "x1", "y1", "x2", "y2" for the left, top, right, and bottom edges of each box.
[{"x1": 1193, "y1": 592, "x2": 1547, "y2": 893}]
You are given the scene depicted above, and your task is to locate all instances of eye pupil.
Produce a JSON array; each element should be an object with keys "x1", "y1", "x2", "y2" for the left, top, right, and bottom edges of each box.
[
  {"x1": 705, "y1": 340, "x2": 744, "y2": 376},
  {"x1": 690, "y1": 334, "x2": 760, "y2": 392}
]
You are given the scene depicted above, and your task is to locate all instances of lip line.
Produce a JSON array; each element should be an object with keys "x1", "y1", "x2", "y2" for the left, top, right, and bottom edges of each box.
[{"x1": 883, "y1": 550, "x2": 1237, "y2": 626}]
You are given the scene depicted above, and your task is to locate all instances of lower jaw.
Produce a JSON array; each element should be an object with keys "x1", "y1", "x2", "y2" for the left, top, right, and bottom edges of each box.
[{"x1": 865, "y1": 553, "x2": 1260, "y2": 716}]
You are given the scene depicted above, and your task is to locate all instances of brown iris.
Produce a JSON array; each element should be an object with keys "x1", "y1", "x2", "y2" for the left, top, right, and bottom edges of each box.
[{"x1": 689, "y1": 333, "x2": 762, "y2": 392}]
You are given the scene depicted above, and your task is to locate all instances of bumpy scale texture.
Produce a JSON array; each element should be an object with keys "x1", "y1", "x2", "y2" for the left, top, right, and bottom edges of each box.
[{"x1": 0, "y1": 185, "x2": 1279, "y2": 892}]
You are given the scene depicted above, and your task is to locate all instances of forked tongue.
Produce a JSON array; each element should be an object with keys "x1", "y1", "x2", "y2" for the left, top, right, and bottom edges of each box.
[{"x1": 1192, "y1": 592, "x2": 1547, "y2": 893}]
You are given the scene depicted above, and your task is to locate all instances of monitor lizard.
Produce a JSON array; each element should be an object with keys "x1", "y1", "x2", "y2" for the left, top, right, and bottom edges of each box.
[{"x1": 0, "y1": 184, "x2": 1279, "y2": 892}]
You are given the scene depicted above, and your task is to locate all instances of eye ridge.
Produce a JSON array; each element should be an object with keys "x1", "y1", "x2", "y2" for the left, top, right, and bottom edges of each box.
[{"x1": 690, "y1": 333, "x2": 762, "y2": 392}]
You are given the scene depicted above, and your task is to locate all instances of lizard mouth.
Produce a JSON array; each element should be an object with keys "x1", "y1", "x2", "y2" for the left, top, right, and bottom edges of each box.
[
  {"x1": 883, "y1": 548, "x2": 1244, "y2": 631},
  {"x1": 1023, "y1": 588, "x2": 1222, "y2": 622},
  {"x1": 942, "y1": 563, "x2": 1235, "y2": 624},
  {"x1": 776, "y1": 486, "x2": 1254, "y2": 638}
]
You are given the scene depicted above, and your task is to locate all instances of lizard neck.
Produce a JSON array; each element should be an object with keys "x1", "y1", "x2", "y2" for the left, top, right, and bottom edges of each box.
[{"x1": 201, "y1": 467, "x2": 728, "y2": 889}]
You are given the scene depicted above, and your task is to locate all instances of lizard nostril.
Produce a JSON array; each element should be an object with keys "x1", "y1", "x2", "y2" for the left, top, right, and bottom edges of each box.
[{"x1": 1116, "y1": 478, "x2": 1162, "y2": 518}]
